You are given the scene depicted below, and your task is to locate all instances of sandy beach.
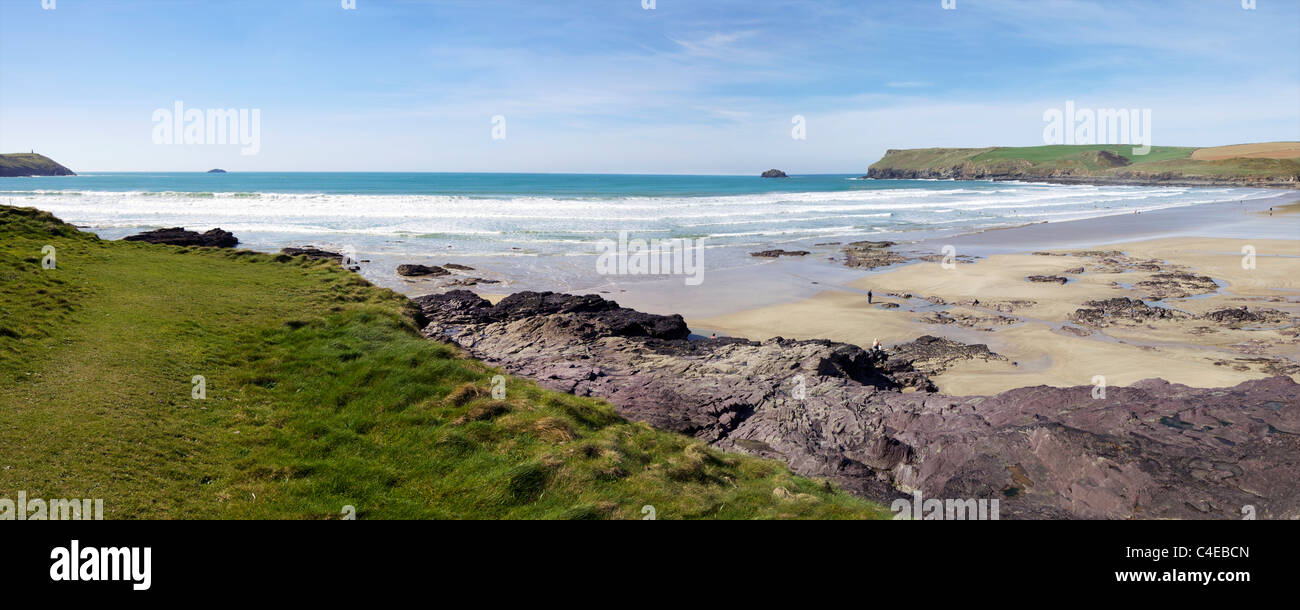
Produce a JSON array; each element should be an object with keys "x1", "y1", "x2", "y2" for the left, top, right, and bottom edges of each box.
[{"x1": 689, "y1": 194, "x2": 1300, "y2": 395}]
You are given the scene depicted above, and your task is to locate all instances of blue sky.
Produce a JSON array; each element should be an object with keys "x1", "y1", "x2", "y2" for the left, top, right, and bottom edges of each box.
[{"x1": 2, "y1": 0, "x2": 1297, "y2": 173}]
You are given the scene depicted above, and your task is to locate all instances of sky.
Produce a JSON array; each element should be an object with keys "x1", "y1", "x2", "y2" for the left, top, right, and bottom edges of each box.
[{"x1": 1, "y1": 0, "x2": 1298, "y2": 173}]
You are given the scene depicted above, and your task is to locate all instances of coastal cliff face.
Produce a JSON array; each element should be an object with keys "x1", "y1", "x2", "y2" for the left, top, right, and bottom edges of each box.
[
  {"x1": 0, "y1": 153, "x2": 76, "y2": 177},
  {"x1": 865, "y1": 145, "x2": 1300, "y2": 188},
  {"x1": 417, "y1": 290, "x2": 1300, "y2": 519}
]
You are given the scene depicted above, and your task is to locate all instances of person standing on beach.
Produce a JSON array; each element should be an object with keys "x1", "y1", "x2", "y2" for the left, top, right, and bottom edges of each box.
[{"x1": 867, "y1": 290, "x2": 873, "y2": 304}]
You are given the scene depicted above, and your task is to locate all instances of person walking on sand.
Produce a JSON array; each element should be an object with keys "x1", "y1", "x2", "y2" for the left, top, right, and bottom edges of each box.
[{"x1": 867, "y1": 290, "x2": 873, "y2": 304}]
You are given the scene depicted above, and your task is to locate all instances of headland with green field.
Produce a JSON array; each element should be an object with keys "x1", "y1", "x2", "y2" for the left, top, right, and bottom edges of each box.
[{"x1": 865, "y1": 142, "x2": 1300, "y2": 188}]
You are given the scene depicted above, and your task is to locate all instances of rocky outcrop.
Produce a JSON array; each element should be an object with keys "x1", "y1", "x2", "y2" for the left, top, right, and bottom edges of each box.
[
  {"x1": 761, "y1": 169, "x2": 788, "y2": 178},
  {"x1": 1091, "y1": 150, "x2": 1132, "y2": 168},
  {"x1": 123, "y1": 227, "x2": 237, "y2": 248},
  {"x1": 750, "y1": 249, "x2": 809, "y2": 258},
  {"x1": 280, "y1": 247, "x2": 359, "y2": 271},
  {"x1": 1200, "y1": 307, "x2": 1293, "y2": 326},
  {"x1": 444, "y1": 277, "x2": 501, "y2": 287},
  {"x1": 842, "y1": 241, "x2": 907, "y2": 269},
  {"x1": 1136, "y1": 271, "x2": 1219, "y2": 300},
  {"x1": 919, "y1": 311, "x2": 1018, "y2": 330},
  {"x1": 207, "y1": 168, "x2": 227, "y2": 173},
  {"x1": 1068, "y1": 297, "x2": 1185, "y2": 327},
  {"x1": 415, "y1": 290, "x2": 1300, "y2": 519},
  {"x1": 418, "y1": 291, "x2": 690, "y2": 340},
  {"x1": 397, "y1": 264, "x2": 450, "y2": 277},
  {"x1": 886, "y1": 335, "x2": 1007, "y2": 375},
  {"x1": 1026, "y1": 275, "x2": 1068, "y2": 284}
]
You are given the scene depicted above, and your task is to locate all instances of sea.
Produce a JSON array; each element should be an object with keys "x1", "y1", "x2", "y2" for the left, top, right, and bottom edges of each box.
[{"x1": 2, "y1": 172, "x2": 1283, "y2": 296}]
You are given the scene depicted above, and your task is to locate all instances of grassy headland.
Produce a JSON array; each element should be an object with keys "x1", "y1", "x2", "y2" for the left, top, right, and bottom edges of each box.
[
  {"x1": 0, "y1": 205, "x2": 888, "y2": 519},
  {"x1": 866, "y1": 142, "x2": 1300, "y2": 188},
  {"x1": 0, "y1": 153, "x2": 76, "y2": 177}
]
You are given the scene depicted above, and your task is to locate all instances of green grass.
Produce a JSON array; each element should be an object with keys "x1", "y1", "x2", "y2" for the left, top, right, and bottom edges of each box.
[
  {"x1": 0, "y1": 205, "x2": 889, "y2": 519},
  {"x1": 972, "y1": 144, "x2": 1196, "y2": 165}
]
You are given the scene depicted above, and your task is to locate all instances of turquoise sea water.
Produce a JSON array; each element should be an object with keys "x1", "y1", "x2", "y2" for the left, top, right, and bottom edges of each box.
[
  {"x1": 3, "y1": 172, "x2": 895, "y2": 197},
  {"x1": 2, "y1": 172, "x2": 1281, "y2": 293}
]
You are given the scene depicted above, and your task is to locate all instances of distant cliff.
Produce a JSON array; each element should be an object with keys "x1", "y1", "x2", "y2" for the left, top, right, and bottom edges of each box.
[
  {"x1": 865, "y1": 143, "x2": 1300, "y2": 189},
  {"x1": 0, "y1": 153, "x2": 76, "y2": 177}
]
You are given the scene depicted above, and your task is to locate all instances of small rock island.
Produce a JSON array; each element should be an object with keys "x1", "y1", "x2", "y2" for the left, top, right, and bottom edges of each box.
[
  {"x1": 761, "y1": 169, "x2": 788, "y2": 178},
  {"x1": 207, "y1": 169, "x2": 228, "y2": 173}
]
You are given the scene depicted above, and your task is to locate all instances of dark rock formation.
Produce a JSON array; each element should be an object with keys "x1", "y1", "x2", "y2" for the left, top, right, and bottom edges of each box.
[
  {"x1": 416, "y1": 290, "x2": 1300, "y2": 519},
  {"x1": 123, "y1": 227, "x2": 237, "y2": 248},
  {"x1": 1091, "y1": 149, "x2": 1132, "y2": 168},
  {"x1": 444, "y1": 277, "x2": 501, "y2": 287},
  {"x1": 1026, "y1": 275, "x2": 1068, "y2": 284},
  {"x1": 920, "y1": 311, "x2": 1017, "y2": 330},
  {"x1": 1136, "y1": 272, "x2": 1219, "y2": 300},
  {"x1": 750, "y1": 249, "x2": 810, "y2": 258},
  {"x1": 842, "y1": 240, "x2": 907, "y2": 269},
  {"x1": 443, "y1": 263, "x2": 475, "y2": 271},
  {"x1": 761, "y1": 169, "x2": 789, "y2": 178},
  {"x1": 424, "y1": 290, "x2": 691, "y2": 340},
  {"x1": 280, "y1": 246, "x2": 359, "y2": 271},
  {"x1": 207, "y1": 168, "x2": 227, "y2": 173},
  {"x1": 1068, "y1": 297, "x2": 1185, "y2": 327},
  {"x1": 1200, "y1": 307, "x2": 1292, "y2": 326},
  {"x1": 397, "y1": 264, "x2": 450, "y2": 277},
  {"x1": 886, "y1": 335, "x2": 1007, "y2": 375},
  {"x1": 281, "y1": 246, "x2": 340, "y2": 260}
]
